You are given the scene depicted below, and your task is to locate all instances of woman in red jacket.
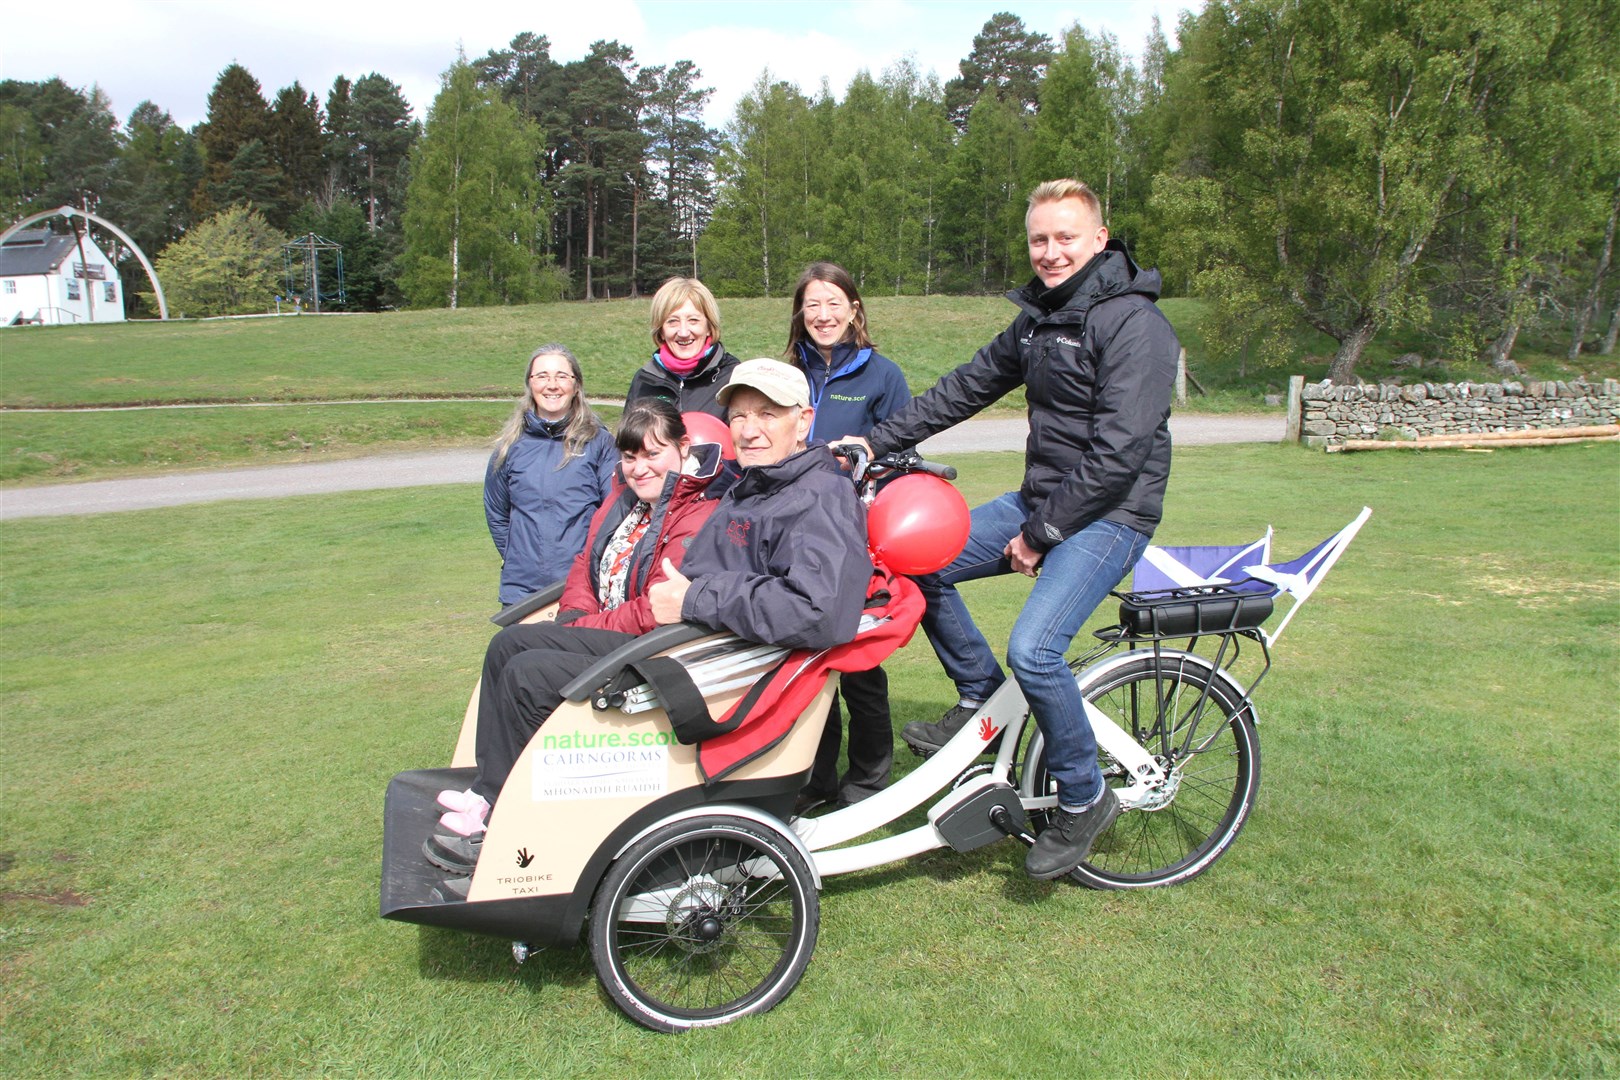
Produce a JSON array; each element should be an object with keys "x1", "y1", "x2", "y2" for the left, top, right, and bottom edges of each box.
[{"x1": 432, "y1": 400, "x2": 728, "y2": 853}]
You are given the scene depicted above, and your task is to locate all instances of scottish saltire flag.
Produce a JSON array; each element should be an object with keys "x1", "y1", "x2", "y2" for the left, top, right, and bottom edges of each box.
[
  {"x1": 1130, "y1": 507, "x2": 1372, "y2": 645},
  {"x1": 1132, "y1": 530, "x2": 1272, "y2": 593}
]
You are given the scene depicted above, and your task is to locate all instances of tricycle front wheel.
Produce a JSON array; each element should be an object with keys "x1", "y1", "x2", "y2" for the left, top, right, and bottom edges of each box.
[{"x1": 589, "y1": 815, "x2": 819, "y2": 1032}]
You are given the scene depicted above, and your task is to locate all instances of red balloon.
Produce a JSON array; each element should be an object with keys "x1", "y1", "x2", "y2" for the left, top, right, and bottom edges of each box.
[
  {"x1": 682, "y1": 411, "x2": 736, "y2": 460},
  {"x1": 866, "y1": 474, "x2": 970, "y2": 575}
]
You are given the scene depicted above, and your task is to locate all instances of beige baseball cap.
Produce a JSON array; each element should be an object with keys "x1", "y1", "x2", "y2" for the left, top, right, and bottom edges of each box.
[{"x1": 716, "y1": 358, "x2": 811, "y2": 409}]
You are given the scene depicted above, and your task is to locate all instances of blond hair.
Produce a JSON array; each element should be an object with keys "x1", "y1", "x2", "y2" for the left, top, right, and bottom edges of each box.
[
  {"x1": 1027, "y1": 179, "x2": 1103, "y2": 225},
  {"x1": 649, "y1": 277, "x2": 722, "y2": 347}
]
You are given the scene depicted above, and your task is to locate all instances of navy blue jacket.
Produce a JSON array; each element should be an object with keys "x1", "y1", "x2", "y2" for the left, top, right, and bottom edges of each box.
[
  {"x1": 484, "y1": 413, "x2": 618, "y2": 603},
  {"x1": 679, "y1": 446, "x2": 871, "y2": 651},
  {"x1": 869, "y1": 242, "x2": 1178, "y2": 551},
  {"x1": 793, "y1": 341, "x2": 912, "y2": 442}
]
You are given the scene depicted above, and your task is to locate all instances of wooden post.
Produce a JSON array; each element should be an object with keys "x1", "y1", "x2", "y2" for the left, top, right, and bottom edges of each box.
[
  {"x1": 1284, "y1": 375, "x2": 1304, "y2": 444},
  {"x1": 1175, "y1": 348, "x2": 1188, "y2": 406}
]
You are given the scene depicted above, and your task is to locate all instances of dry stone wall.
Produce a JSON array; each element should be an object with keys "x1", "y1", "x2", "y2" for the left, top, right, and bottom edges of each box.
[{"x1": 1298, "y1": 378, "x2": 1620, "y2": 444}]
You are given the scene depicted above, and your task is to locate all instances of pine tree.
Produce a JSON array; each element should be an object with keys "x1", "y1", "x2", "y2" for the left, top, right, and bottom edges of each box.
[
  {"x1": 555, "y1": 41, "x2": 647, "y2": 299},
  {"x1": 269, "y1": 83, "x2": 324, "y2": 220},
  {"x1": 350, "y1": 74, "x2": 416, "y2": 232},
  {"x1": 0, "y1": 78, "x2": 123, "y2": 218},
  {"x1": 193, "y1": 64, "x2": 277, "y2": 219},
  {"x1": 640, "y1": 60, "x2": 718, "y2": 281},
  {"x1": 117, "y1": 102, "x2": 195, "y2": 256},
  {"x1": 323, "y1": 76, "x2": 358, "y2": 205},
  {"x1": 943, "y1": 13, "x2": 1053, "y2": 133}
]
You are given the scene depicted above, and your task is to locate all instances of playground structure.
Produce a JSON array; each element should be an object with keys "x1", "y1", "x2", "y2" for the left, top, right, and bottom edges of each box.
[{"x1": 282, "y1": 233, "x2": 345, "y2": 312}]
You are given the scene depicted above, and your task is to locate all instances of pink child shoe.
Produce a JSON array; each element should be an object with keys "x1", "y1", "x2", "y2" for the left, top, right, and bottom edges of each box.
[
  {"x1": 438, "y1": 808, "x2": 488, "y2": 837},
  {"x1": 436, "y1": 789, "x2": 488, "y2": 816}
]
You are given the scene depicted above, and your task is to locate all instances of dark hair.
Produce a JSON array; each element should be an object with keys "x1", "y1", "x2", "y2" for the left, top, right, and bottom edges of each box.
[
  {"x1": 786, "y1": 261, "x2": 872, "y2": 361},
  {"x1": 616, "y1": 397, "x2": 688, "y2": 454}
]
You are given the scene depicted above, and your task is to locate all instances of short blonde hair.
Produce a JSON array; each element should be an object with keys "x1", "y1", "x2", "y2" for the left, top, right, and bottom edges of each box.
[
  {"x1": 649, "y1": 277, "x2": 722, "y2": 346},
  {"x1": 1027, "y1": 179, "x2": 1103, "y2": 226}
]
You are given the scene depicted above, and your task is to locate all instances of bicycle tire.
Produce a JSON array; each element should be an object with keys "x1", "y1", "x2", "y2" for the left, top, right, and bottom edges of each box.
[
  {"x1": 1023, "y1": 653, "x2": 1260, "y2": 889},
  {"x1": 589, "y1": 815, "x2": 818, "y2": 1031}
]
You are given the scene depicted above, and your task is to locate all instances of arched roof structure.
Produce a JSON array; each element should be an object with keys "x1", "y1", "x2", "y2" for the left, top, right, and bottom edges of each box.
[{"x1": 0, "y1": 206, "x2": 168, "y2": 319}]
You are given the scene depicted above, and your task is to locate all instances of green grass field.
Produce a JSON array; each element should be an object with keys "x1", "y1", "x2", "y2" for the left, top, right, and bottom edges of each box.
[
  {"x1": 6, "y1": 294, "x2": 1610, "y2": 485},
  {"x1": 0, "y1": 296, "x2": 1020, "y2": 407},
  {"x1": 3, "y1": 443, "x2": 1615, "y2": 1075}
]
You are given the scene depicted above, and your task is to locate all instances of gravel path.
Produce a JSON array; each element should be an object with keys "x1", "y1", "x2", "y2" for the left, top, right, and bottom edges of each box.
[{"x1": 1, "y1": 413, "x2": 1283, "y2": 520}]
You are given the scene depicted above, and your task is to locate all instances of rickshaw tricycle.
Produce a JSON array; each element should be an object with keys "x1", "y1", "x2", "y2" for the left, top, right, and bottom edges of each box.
[{"x1": 380, "y1": 451, "x2": 1369, "y2": 1031}]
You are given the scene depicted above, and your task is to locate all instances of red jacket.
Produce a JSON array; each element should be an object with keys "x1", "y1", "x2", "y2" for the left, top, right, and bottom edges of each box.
[{"x1": 558, "y1": 443, "x2": 727, "y2": 635}]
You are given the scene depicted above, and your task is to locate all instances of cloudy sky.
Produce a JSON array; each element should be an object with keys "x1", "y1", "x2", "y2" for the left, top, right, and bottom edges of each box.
[{"x1": 2, "y1": 0, "x2": 1195, "y2": 131}]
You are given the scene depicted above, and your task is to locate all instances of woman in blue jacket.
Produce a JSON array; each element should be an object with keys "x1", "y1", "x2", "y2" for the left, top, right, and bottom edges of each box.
[
  {"x1": 484, "y1": 344, "x2": 618, "y2": 605},
  {"x1": 786, "y1": 262, "x2": 912, "y2": 812}
]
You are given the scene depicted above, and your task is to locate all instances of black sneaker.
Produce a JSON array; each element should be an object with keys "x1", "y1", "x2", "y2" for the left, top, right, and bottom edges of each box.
[
  {"x1": 901, "y1": 703, "x2": 984, "y2": 756},
  {"x1": 1025, "y1": 786, "x2": 1120, "y2": 880},
  {"x1": 429, "y1": 874, "x2": 471, "y2": 904},
  {"x1": 793, "y1": 789, "x2": 834, "y2": 817},
  {"x1": 423, "y1": 830, "x2": 482, "y2": 874}
]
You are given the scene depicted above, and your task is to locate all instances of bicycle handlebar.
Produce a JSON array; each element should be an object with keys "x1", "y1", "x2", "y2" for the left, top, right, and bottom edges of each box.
[{"x1": 829, "y1": 444, "x2": 957, "y2": 484}]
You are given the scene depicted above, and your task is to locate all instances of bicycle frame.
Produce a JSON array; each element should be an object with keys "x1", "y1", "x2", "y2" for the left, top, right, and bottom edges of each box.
[{"x1": 793, "y1": 640, "x2": 1257, "y2": 878}]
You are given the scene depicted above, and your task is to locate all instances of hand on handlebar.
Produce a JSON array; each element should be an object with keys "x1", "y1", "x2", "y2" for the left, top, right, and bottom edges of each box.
[
  {"x1": 828, "y1": 440, "x2": 958, "y2": 483},
  {"x1": 828, "y1": 436, "x2": 873, "y2": 459}
]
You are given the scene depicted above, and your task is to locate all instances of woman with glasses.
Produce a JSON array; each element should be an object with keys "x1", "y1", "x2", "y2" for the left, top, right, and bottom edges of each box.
[
  {"x1": 485, "y1": 345, "x2": 618, "y2": 606},
  {"x1": 624, "y1": 277, "x2": 741, "y2": 418},
  {"x1": 784, "y1": 261, "x2": 913, "y2": 814}
]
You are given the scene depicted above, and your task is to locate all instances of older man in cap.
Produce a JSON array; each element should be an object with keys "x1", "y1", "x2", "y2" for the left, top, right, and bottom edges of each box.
[{"x1": 651, "y1": 357, "x2": 872, "y2": 651}]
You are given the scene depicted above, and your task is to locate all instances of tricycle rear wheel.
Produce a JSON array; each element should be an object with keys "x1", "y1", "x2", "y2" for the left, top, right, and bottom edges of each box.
[{"x1": 1024, "y1": 654, "x2": 1260, "y2": 889}]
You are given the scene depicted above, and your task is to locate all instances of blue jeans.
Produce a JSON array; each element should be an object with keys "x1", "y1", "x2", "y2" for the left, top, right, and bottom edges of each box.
[{"x1": 916, "y1": 492, "x2": 1149, "y2": 807}]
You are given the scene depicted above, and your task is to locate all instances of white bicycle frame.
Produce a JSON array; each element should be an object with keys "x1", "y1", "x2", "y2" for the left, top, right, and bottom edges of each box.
[{"x1": 792, "y1": 647, "x2": 1248, "y2": 877}]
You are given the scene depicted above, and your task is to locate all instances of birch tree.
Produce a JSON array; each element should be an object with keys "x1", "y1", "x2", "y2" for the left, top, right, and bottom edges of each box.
[
  {"x1": 1153, "y1": 0, "x2": 1538, "y2": 382},
  {"x1": 400, "y1": 60, "x2": 544, "y2": 308}
]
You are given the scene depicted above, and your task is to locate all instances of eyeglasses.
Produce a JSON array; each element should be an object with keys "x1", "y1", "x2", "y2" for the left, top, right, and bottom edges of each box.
[{"x1": 529, "y1": 372, "x2": 576, "y2": 383}]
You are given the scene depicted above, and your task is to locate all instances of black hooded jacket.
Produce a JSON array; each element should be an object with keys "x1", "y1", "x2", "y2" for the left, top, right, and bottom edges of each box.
[
  {"x1": 678, "y1": 445, "x2": 871, "y2": 651},
  {"x1": 868, "y1": 241, "x2": 1178, "y2": 551},
  {"x1": 624, "y1": 345, "x2": 742, "y2": 420}
]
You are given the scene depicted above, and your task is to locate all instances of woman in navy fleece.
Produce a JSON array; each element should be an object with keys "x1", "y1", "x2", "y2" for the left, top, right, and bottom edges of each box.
[
  {"x1": 785, "y1": 261, "x2": 912, "y2": 812},
  {"x1": 484, "y1": 345, "x2": 617, "y2": 605}
]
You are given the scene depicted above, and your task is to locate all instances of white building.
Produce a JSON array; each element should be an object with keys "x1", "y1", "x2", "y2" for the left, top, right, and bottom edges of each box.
[{"x1": 0, "y1": 227, "x2": 126, "y2": 326}]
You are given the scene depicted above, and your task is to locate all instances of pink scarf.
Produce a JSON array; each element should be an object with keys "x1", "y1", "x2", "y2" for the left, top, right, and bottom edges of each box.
[{"x1": 657, "y1": 338, "x2": 714, "y2": 377}]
